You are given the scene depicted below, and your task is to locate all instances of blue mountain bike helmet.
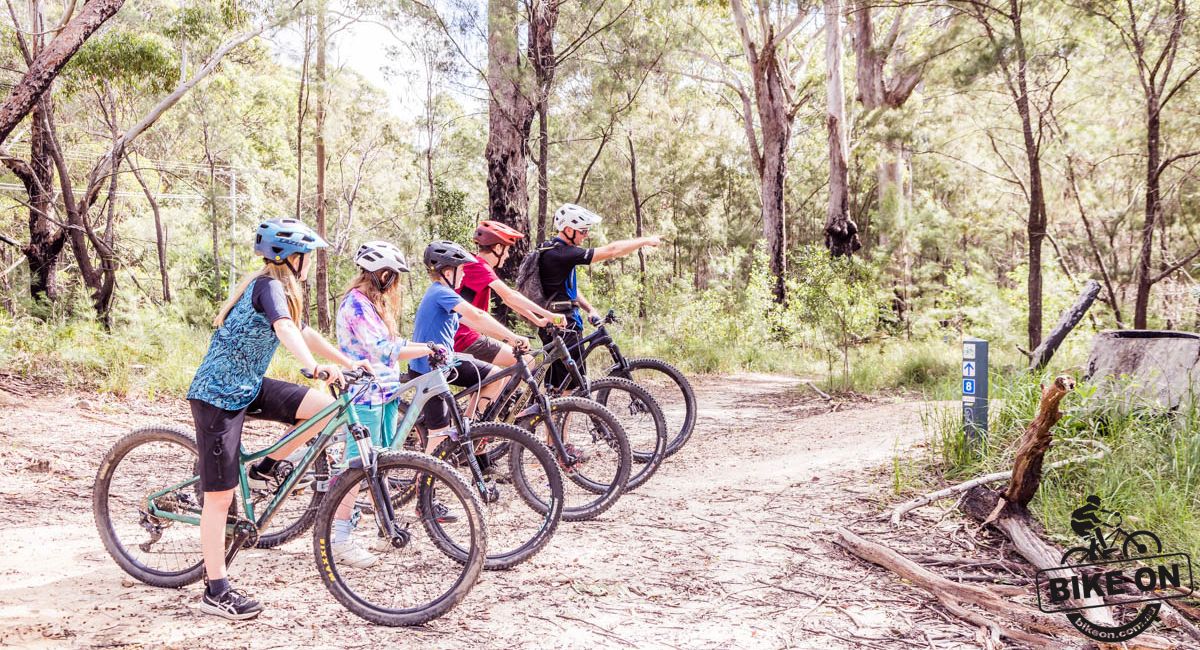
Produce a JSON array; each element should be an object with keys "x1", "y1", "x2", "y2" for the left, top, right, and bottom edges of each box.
[{"x1": 255, "y1": 218, "x2": 328, "y2": 273}]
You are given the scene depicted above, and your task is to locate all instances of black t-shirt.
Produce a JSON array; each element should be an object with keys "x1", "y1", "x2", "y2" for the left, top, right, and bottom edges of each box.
[
  {"x1": 251, "y1": 276, "x2": 294, "y2": 325},
  {"x1": 537, "y1": 238, "x2": 595, "y2": 305}
]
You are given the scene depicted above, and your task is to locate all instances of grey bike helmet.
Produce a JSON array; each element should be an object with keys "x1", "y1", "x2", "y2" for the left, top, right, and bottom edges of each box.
[
  {"x1": 423, "y1": 240, "x2": 472, "y2": 270},
  {"x1": 355, "y1": 241, "x2": 410, "y2": 274}
]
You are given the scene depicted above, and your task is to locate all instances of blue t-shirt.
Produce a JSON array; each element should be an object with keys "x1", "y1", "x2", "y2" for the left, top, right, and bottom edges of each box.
[{"x1": 409, "y1": 282, "x2": 465, "y2": 374}]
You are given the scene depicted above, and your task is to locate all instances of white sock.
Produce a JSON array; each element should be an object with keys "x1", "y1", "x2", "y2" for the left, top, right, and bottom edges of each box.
[{"x1": 333, "y1": 518, "x2": 354, "y2": 544}]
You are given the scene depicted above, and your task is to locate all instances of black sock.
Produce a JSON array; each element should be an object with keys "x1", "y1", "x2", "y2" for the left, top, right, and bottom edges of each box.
[
  {"x1": 254, "y1": 457, "x2": 278, "y2": 475},
  {"x1": 206, "y1": 577, "x2": 230, "y2": 597}
]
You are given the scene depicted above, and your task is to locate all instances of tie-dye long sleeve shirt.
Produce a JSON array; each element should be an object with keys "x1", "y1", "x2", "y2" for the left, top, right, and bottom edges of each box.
[{"x1": 336, "y1": 289, "x2": 409, "y2": 405}]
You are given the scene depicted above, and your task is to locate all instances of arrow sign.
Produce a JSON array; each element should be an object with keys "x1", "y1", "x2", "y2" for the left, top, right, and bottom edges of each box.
[{"x1": 963, "y1": 361, "x2": 976, "y2": 377}]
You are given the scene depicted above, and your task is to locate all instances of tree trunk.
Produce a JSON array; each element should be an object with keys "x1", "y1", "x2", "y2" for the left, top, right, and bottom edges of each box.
[
  {"x1": 752, "y1": 39, "x2": 791, "y2": 304},
  {"x1": 129, "y1": 160, "x2": 170, "y2": 302},
  {"x1": 207, "y1": 157, "x2": 221, "y2": 295},
  {"x1": 1134, "y1": 103, "x2": 1161, "y2": 329},
  {"x1": 1028, "y1": 281, "x2": 1100, "y2": 371},
  {"x1": 530, "y1": 0, "x2": 558, "y2": 243},
  {"x1": 627, "y1": 136, "x2": 647, "y2": 319},
  {"x1": 824, "y1": 0, "x2": 861, "y2": 258},
  {"x1": 295, "y1": 11, "x2": 311, "y2": 220},
  {"x1": 485, "y1": 0, "x2": 537, "y2": 281},
  {"x1": 314, "y1": 0, "x2": 330, "y2": 331},
  {"x1": 0, "y1": 0, "x2": 126, "y2": 146},
  {"x1": 535, "y1": 100, "x2": 549, "y2": 241},
  {"x1": 15, "y1": 100, "x2": 66, "y2": 301},
  {"x1": 1008, "y1": 0, "x2": 1047, "y2": 350}
]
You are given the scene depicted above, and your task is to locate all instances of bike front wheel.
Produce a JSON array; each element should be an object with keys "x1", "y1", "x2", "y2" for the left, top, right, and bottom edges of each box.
[
  {"x1": 429, "y1": 422, "x2": 564, "y2": 570},
  {"x1": 313, "y1": 450, "x2": 486, "y2": 626}
]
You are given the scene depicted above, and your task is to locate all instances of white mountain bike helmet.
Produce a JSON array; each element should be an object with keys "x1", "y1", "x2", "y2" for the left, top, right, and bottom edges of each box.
[
  {"x1": 355, "y1": 240, "x2": 410, "y2": 274},
  {"x1": 554, "y1": 203, "x2": 603, "y2": 232}
]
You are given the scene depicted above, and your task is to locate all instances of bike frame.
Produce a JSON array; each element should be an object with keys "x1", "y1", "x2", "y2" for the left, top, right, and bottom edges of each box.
[
  {"x1": 550, "y1": 316, "x2": 630, "y2": 392},
  {"x1": 446, "y1": 336, "x2": 586, "y2": 461},
  {"x1": 145, "y1": 389, "x2": 362, "y2": 530}
]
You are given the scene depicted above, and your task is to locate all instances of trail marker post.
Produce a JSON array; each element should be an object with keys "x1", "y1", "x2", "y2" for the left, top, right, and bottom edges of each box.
[{"x1": 962, "y1": 337, "x2": 988, "y2": 444}]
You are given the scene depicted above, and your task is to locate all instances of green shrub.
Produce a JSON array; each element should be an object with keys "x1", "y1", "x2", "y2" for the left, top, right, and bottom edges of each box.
[{"x1": 928, "y1": 372, "x2": 1200, "y2": 565}]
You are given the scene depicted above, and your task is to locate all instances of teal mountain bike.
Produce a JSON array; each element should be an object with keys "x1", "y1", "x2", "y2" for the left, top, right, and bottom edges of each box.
[{"x1": 92, "y1": 367, "x2": 487, "y2": 626}]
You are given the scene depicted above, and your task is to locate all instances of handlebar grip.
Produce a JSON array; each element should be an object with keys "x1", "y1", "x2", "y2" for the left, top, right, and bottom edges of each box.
[{"x1": 300, "y1": 368, "x2": 331, "y2": 381}]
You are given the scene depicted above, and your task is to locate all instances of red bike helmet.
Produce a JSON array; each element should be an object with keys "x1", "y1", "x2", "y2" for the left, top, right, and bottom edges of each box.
[{"x1": 473, "y1": 220, "x2": 525, "y2": 248}]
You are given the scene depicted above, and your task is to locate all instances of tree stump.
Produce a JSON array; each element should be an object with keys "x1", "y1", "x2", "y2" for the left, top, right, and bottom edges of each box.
[
  {"x1": 1003, "y1": 375, "x2": 1076, "y2": 510},
  {"x1": 1085, "y1": 330, "x2": 1200, "y2": 411}
]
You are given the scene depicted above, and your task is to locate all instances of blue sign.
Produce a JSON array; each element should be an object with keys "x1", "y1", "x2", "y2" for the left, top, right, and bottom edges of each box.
[{"x1": 963, "y1": 337, "x2": 988, "y2": 444}]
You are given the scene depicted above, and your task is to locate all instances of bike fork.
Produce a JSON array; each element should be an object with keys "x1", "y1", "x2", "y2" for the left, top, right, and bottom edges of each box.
[{"x1": 446, "y1": 397, "x2": 491, "y2": 499}]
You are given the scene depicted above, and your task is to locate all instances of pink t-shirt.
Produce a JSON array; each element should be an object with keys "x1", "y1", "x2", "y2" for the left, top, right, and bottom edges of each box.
[{"x1": 453, "y1": 255, "x2": 499, "y2": 352}]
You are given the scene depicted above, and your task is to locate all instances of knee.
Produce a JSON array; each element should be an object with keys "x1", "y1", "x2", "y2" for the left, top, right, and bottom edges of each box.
[{"x1": 297, "y1": 389, "x2": 335, "y2": 420}]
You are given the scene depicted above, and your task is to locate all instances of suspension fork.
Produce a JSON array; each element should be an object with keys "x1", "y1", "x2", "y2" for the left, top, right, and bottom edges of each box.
[
  {"x1": 444, "y1": 393, "x2": 491, "y2": 498},
  {"x1": 522, "y1": 361, "x2": 574, "y2": 461}
]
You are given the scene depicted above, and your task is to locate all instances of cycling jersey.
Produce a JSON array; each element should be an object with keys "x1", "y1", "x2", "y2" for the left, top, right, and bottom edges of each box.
[
  {"x1": 537, "y1": 237, "x2": 594, "y2": 330},
  {"x1": 409, "y1": 282, "x2": 465, "y2": 374},
  {"x1": 188, "y1": 277, "x2": 293, "y2": 410},
  {"x1": 453, "y1": 255, "x2": 498, "y2": 352},
  {"x1": 336, "y1": 288, "x2": 410, "y2": 405}
]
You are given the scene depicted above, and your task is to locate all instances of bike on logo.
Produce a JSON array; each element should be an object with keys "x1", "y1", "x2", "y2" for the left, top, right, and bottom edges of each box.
[{"x1": 1062, "y1": 495, "x2": 1162, "y2": 565}]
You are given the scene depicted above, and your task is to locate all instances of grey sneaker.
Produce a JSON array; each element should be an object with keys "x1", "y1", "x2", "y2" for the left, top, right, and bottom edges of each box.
[{"x1": 199, "y1": 587, "x2": 263, "y2": 621}]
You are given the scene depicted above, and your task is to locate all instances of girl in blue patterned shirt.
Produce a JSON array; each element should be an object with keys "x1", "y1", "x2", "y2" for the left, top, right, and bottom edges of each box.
[{"x1": 186, "y1": 218, "x2": 368, "y2": 620}]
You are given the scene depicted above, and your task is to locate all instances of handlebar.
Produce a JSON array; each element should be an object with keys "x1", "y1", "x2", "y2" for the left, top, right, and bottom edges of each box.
[
  {"x1": 300, "y1": 366, "x2": 374, "y2": 386},
  {"x1": 589, "y1": 309, "x2": 619, "y2": 328}
]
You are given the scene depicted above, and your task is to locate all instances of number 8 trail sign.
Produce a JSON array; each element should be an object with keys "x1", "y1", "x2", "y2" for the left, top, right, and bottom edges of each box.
[{"x1": 962, "y1": 337, "x2": 988, "y2": 444}]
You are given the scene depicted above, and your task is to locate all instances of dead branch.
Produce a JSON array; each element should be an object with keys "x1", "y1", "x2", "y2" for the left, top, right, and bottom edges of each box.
[
  {"x1": 1004, "y1": 375, "x2": 1075, "y2": 509},
  {"x1": 833, "y1": 527, "x2": 1076, "y2": 649},
  {"x1": 891, "y1": 448, "x2": 1106, "y2": 525}
]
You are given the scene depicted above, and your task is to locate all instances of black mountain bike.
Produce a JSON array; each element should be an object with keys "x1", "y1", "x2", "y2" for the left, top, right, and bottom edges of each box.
[
  {"x1": 556, "y1": 310, "x2": 696, "y2": 457},
  {"x1": 443, "y1": 335, "x2": 659, "y2": 520}
]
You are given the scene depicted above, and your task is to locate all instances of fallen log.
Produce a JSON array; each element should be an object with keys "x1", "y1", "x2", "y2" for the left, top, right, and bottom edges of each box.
[
  {"x1": 833, "y1": 527, "x2": 1078, "y2": 649},
  {"x1": 1029, "y1": 280, "x2": 1101, "y2": 371}
]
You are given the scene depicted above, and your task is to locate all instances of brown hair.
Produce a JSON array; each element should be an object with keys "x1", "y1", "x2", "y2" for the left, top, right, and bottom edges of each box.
[
  {"x1": 343, "y1": 270, "x2": 404, "y2": 337},
  {"x1": 214, "y1": 256, "x2": 305, "y2": 328}
]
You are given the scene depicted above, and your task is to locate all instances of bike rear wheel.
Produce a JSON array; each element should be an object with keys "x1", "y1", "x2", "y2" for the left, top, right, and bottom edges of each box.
[
  {"x1": 587, "y1": 377, "x2": 667, "y2": 490},
  {"x1": 313, "y1": 450, "x2": 486, "y2": 626},
  {"x1": 515, "y1": 397, "x2": 630, "y2": 522},
  {"x1": 606, "y1": 357, "x2": 696, "y2": 458},
  {"x1": 428, "y1": 423, "x2": 563, "y2": 570},
  {"x1": 93, "y1": 426, "x2": 210, "y2": 588}
]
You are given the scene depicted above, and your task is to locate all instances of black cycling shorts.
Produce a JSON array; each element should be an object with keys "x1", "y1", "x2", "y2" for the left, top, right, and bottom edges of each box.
[
  {"x1": 189, "y1": 378, "x2": 310, "y2": 492},
  {"x1": 408, "y1": 359, "x2": 495, "y2": 430}
]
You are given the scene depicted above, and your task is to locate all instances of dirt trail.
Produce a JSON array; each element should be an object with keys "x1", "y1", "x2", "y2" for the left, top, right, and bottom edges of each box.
[{"x1": 0, "y1": 374, "x2": 981, "y2": 649}]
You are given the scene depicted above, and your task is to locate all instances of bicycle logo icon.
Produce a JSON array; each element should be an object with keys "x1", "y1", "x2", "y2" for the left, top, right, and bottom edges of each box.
[{"x1": 1035, "y1": 495, "x2": 1194, "y2": 643}]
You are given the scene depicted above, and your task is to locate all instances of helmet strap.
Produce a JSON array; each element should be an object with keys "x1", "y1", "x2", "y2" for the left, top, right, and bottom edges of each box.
[
  {"x1": 369, "y1": 270, "x2": 395, "y2": 293},
  {"x1": 283, "y1": 254, "x2": 305, "y2": 278},
  {"x1": 564, "y1": 228, "x2": 582, "y2": 246},
  {"x1": 481, "y1": 244, "x2": 504, "y2": 265}
]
